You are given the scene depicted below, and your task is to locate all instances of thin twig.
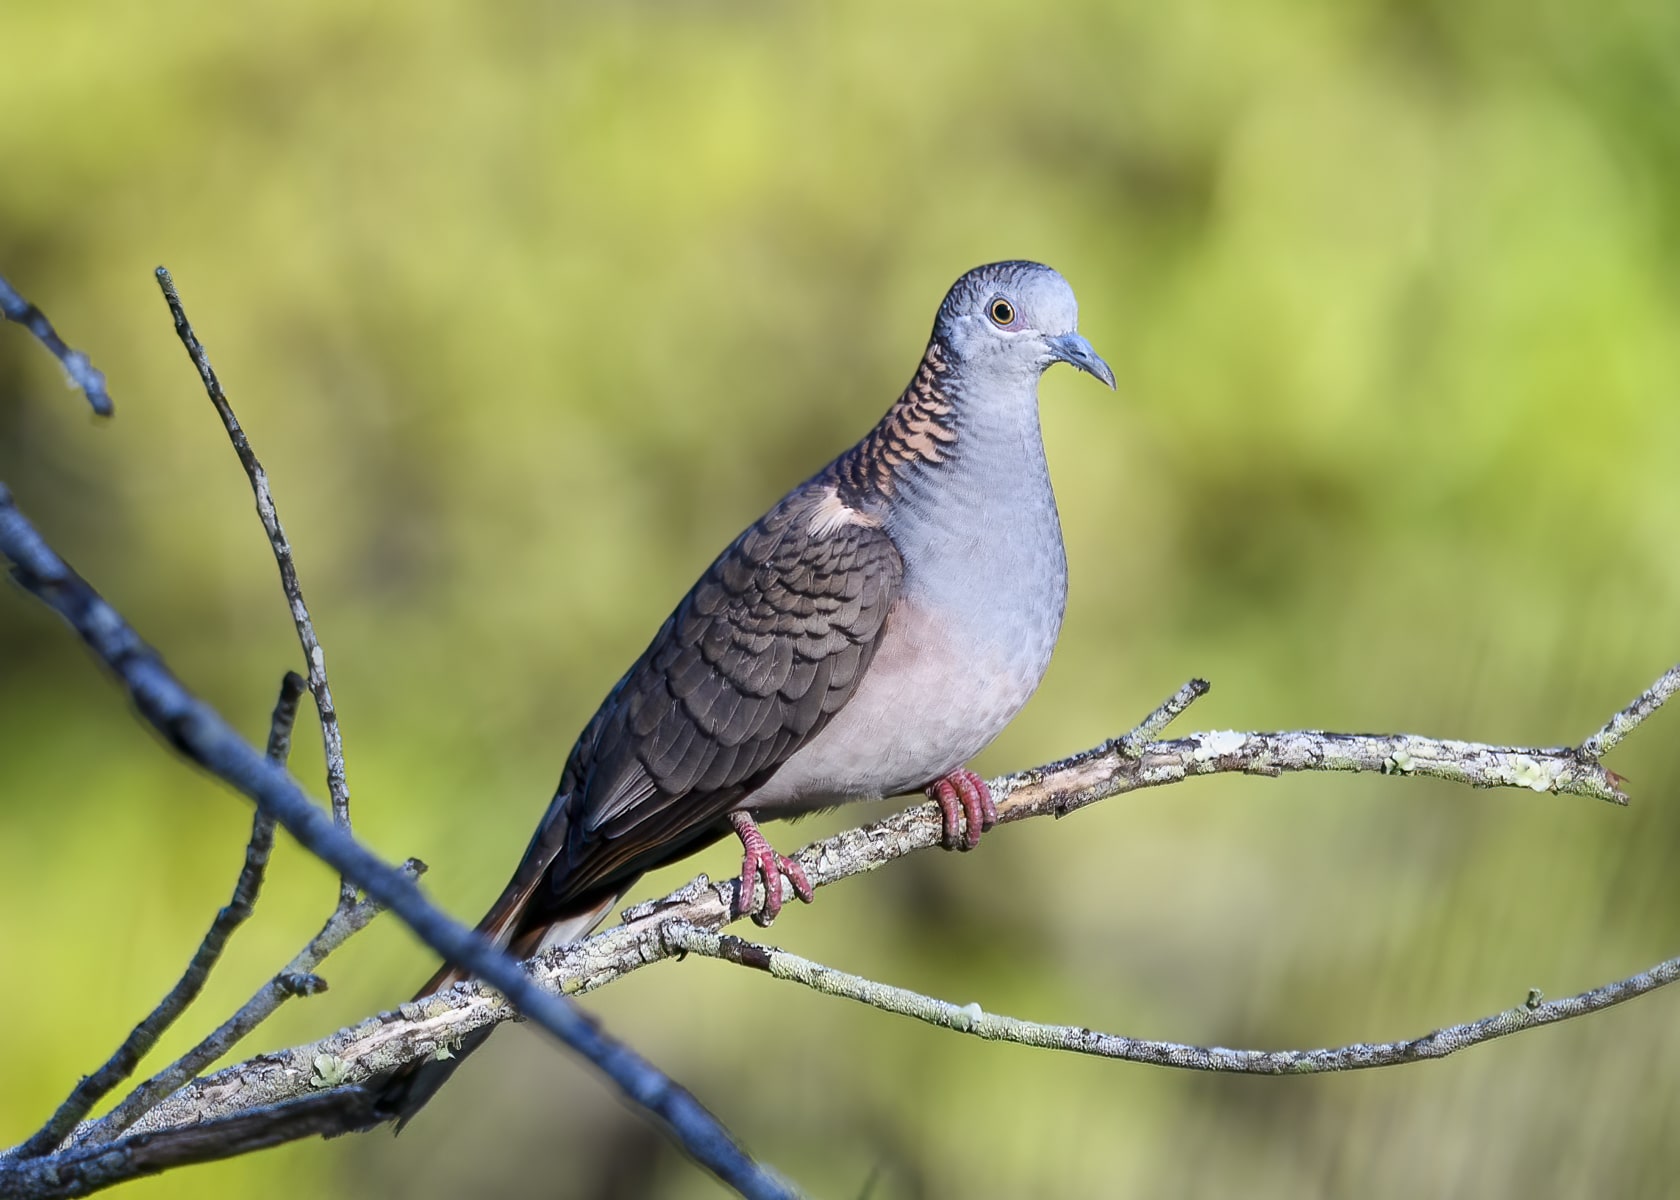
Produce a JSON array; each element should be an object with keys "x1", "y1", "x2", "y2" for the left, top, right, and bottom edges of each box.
[
  {"x1": 1579, "y1": 662, "x2": 1680, "y2": 760},
  {"x1": 12, "y1": 673, "x2": 306, "y2": 1158},
  {"x1": 665, "y1": 926, "x2": 1680, "y2": 1074},
  {"x1": 1113, "y1": 677, "x2": 1210, "y2": 758},
  {"x1": 0, "y1": 486, "x2": 795, "y2": 1200},
  {"x1": 263, "y1": 672, "x2": 308, "y2": 765},
  {"x1": 79, "y1": 864, "x2": 421, "y2": 1148},
  {"x1": 0, "y1": 273, "x2": 112, "y2": 415},
  {"x1": 155, "y1": 267, "x2": 355, "y2": 902},
  {"x1": 95, "y1": 666, "x2": 1674, "y2": 1137}
]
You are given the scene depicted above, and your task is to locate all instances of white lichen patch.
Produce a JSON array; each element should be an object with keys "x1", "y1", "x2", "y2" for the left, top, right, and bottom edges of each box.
[
  {"x1": 1193, "y1": 730, "x2": 1247, "y2": 760},
  {"x1": 1509, "y1": 757, "x2": 1555, "y2": 793},
  {"x1": 310, "y1": 1053, "x2": 351, "y2": 1088}
]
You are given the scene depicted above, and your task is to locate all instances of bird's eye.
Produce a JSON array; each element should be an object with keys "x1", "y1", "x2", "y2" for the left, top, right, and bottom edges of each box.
[{"x1": 988, "y1": 297, "x2": 1016, "y2": 327}]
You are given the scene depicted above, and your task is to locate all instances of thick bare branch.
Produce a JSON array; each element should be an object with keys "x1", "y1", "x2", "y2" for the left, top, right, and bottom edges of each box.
[
  {"x1": 155, "y1": 268, "x2": 355, "y2": 901},
  {"x1": 12, "y1": 674, "x2": 306, "y2": 1158}
]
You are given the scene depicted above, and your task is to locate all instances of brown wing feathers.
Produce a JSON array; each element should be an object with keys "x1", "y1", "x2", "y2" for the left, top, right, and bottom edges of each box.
[
  {"x1": 381, "y1": 479, "x2": 902, "y2": 1126},
  {"x1": 472, "y1": 479, "x2": 901, "y2": 954}
]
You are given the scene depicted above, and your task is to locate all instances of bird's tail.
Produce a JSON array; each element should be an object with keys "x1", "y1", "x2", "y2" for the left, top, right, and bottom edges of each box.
[{"x1": 376, "y1": 887, "x2": 626, "y2": 1129}]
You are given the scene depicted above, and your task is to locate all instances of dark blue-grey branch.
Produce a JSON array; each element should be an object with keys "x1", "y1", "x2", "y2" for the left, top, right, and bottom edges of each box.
[
  {"x1": 0, "y1": 481, "x2": 793, "y2": 1200},
  {"x1": 0, "y1": 272, "x2": 793, "y2": 1199},
  {"x1": 0, "y1": 274, "x2": 112, "y2": 415}
]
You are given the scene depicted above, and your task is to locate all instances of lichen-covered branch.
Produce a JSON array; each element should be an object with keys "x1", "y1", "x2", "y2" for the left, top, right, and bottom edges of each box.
[
  {"x1": 664, "y1": 927, "x2": 1680, "y2": 1074},
  {"x1": 156, "y1": 269, "x2": 356, "y2": 897},
  {"x1": 1580, "y1": 663, "x2": 1680, "y2": 760},
  {"x1": 98, "y1": 664, "x2": 1674, "y2": 1137}
]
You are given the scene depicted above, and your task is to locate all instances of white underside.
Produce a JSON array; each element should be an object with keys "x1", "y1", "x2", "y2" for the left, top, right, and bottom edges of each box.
[{"x1": 741, "y1": 587, "x2": 1056, "y2": 815}]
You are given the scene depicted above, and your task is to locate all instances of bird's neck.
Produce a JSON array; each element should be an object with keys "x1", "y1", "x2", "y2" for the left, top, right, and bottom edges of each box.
[
  {"x1": 828, "y1": 341, "x2": 960, "y2": 503},
  {"x1": 831, "y1": 339, "x2": 1049, "y2": 512},
  {"x1": 838, "y1": 337, "x2": 1066, "y2": 635},
  {"x1": 825, "y1": 334, "x2": 1064, "y2": 627}
]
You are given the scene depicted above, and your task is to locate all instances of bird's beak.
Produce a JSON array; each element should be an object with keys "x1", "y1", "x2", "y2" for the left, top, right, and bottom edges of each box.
[{"x1": 1047, "y1": 332, "x2": 1116, "y2": 390}]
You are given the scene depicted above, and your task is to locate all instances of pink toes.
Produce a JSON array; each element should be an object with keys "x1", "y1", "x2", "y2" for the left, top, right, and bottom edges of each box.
[
  {"x1": 723, "y1": 770, "x2": 995, "y2": 925},
  {"x1": 928, "y1": 768, "x2": 996, "y2": 851},
  {"x1": 729, "y1": 812, "x2": 814, "y2": 923}
]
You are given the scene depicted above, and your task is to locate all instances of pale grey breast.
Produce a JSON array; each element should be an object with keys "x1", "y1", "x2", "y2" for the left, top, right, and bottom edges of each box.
[{"x1": 744, "y1": 376, "x2": 1067, "y2": 814}]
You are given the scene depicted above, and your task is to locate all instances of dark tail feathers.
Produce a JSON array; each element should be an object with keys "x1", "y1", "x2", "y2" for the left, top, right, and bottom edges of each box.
[{"x1": 374, "y1": 891, "x2": 625, "y2": 1129}]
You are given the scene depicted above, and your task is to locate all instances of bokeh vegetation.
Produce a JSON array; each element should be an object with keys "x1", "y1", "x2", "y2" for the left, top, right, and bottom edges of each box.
[{"x1": 4, "y1": 1, "x2": 1680, "y2": 1196}]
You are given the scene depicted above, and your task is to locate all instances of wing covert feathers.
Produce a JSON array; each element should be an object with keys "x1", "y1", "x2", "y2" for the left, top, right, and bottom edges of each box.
[{"x1": 549, "y1": 481, "x2": 902, "y2": 898}]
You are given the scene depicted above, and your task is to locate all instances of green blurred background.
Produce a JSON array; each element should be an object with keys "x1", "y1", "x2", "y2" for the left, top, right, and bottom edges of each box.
[{"x1": 4, "y1": 1, "x2": 1680, "y2": 1196}]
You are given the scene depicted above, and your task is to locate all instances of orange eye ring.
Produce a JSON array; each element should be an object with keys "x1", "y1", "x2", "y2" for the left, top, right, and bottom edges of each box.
[{"x1": 988, "y1": 297, "x2": 1016, "y2": 326}]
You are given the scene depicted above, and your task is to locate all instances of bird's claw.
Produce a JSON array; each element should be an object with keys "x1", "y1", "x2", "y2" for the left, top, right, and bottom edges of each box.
[
  {"x1": 730, "y1": 812, "x2": 813, "y2": 924},
  {"x1": 929, "y1": 768, "x2": 996, "y2": 851}
]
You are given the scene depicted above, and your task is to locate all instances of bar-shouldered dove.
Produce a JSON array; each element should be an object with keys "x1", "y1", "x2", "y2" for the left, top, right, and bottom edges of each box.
[{"x1": 383, "y1": 261, "x2": 1113, "y2": 1123}]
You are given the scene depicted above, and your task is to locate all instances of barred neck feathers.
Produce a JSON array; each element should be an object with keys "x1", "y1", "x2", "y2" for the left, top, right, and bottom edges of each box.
[
  {"x1": 825, "y1": 260, "x2": 1113, "y2": 511},
  {"x1": 830, "y1": 341, "x2": 961, "y2": 504}
]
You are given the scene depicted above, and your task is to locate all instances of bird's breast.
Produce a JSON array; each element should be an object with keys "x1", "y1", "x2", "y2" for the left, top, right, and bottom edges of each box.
[{"x1": 744, "y1": 498, "x2": 1067, "y2": 816}]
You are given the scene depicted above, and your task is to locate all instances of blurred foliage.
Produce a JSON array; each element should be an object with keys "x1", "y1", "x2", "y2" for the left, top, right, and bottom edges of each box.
[{"x1": 3, "y1": 0, "x2": 1680, "y2": 1196}]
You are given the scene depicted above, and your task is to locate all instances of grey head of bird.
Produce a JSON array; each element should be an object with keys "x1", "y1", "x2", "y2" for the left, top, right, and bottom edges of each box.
[{"x1": 933, "y1": 260, "x2": 1117, "y2": 393}]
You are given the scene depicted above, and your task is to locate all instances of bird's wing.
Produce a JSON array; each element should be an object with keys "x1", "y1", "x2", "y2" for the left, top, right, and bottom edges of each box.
[{"x1": 533, "y1": 480, "x2": 904, "y2": 907}]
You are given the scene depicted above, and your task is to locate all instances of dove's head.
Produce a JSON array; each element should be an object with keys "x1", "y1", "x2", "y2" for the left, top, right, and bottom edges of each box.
[{"x1": 934, "y1": 261, "x2": 1115, "y2": 392}]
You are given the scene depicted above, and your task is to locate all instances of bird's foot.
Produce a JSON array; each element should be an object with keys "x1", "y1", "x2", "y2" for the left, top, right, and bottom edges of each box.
[
  {"x1": 928, "y1": 768, "x2": 996, "y2": 851},
  {"x1": 729, "y1": 811, "x2": 814, "y2": 925}
]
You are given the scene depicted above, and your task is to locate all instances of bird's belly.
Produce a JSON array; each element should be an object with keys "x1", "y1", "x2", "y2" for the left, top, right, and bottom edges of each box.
[{"x1": 741, "y1": 594, "x2": 1056, "y2": 816}]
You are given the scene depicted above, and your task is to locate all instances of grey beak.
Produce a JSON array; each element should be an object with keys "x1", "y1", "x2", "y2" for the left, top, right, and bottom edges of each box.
[{"x1": 1047, "y1": 332, "x2": 1116, "y2": 390}]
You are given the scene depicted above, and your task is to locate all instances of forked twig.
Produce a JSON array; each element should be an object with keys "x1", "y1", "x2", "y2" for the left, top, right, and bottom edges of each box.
[
  {"x1": 79, "y1": 860, "x2": 423, "y2": 1148},
  {"x1": 12, "y1": 674, "x2": 306, "y2": 1158}
]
